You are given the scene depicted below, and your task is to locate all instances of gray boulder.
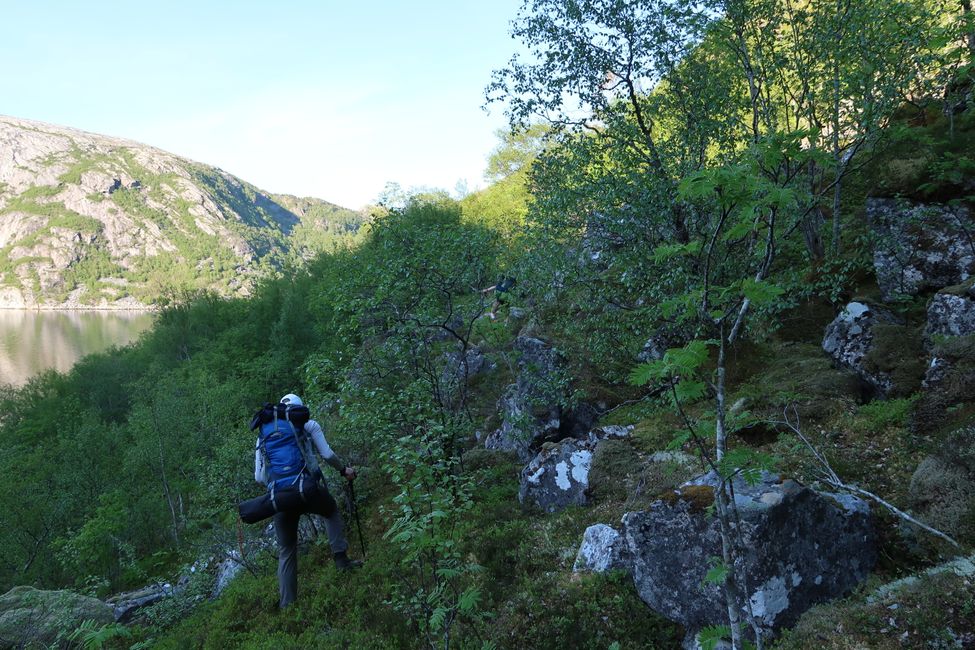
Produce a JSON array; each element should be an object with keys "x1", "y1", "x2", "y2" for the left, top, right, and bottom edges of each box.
[
  {"x1": 926, "y1": 291, "x2": 975, "y2": 338},
  {"x1": 0, "y1": 586, "x2": 114, "y2": 646},
  {"x1": 868, "y1": 198, "x2": 975, "y2": 300},
  {"x1": 621, "y1": 472, "x2": 875, "y2": 642},
  {"x1": 485, "y1": 337, "x2": 583, "y2": 461},
  {"x1": 822, "y1": 301, "x2": 897, "y2": 395},
  {"x1": 519, "y1": 438, "x2": 596, "y2": 513},
  {"x1": 573, "y1": 524, "x2": 630, "y2": 573}
]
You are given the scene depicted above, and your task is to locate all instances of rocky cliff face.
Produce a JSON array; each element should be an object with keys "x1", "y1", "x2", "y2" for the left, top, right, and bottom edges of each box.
[{"x1": 0, "y1": 116, "x2": 364, "y2": 308}]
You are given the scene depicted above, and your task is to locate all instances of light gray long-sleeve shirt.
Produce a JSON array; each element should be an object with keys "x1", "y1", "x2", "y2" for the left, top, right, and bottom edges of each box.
[{"x1": 254, "y1": 419, "x2": 345, "y2": 485}]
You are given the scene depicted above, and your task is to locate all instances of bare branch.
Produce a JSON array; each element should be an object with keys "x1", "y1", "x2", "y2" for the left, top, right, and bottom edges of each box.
[{"x1": 778, "y1": 405, "x2": 962, "y2": 550}]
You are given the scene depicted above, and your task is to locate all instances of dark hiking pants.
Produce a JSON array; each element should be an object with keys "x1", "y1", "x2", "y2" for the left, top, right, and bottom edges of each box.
[{"x1": 273, "y1": 481, "x2": 349, "y2": 608}]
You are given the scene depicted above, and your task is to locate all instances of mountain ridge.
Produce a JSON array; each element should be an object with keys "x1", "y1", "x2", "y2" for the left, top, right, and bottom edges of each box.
[{"x1": 0, "y1": 115, "x2": 365, "y2": 309}]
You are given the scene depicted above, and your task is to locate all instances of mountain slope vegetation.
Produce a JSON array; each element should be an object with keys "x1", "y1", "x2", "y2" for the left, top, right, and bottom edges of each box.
[
  {"x1": 0, "y1": 116, "x2": 365, "y2": 308},
  {"x1": 3, "y1": 0, "x2": 975, "y2": 648}
]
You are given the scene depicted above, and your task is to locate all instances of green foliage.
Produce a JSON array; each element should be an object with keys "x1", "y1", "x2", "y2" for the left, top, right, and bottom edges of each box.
[
  {"x1": 852, "y1": 397, "x2": 918, "y2": 434},
  {"x1": 64, "y1": 619, "x2": 132, "y2": 649},
  {"x1": 703, "y1": 557, "x2": 730, "y2": 586},
  {"x1": 3, "y1": 0, "x2": 974, "y2": 646},
  {"x1": 698, "y1": 624, "x2": 733, "y2": 650}
]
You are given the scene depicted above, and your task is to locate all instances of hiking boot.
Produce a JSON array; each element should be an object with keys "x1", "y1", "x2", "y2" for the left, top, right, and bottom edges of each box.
[{"x1": 334, "y1": 551, "x2": 363, "y2": 571}]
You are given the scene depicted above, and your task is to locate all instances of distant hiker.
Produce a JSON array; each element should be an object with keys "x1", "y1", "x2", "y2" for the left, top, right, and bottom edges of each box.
[
  {"x1": 481, "y1": 275, "x2": 517, "y2": 320},
  {"x1": 249, "y1": 393, "x2": 362, "y2": 608}
]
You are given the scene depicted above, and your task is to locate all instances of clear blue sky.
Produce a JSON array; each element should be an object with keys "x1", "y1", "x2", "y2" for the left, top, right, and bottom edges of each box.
[{"x1": 0, "y1": 1, "x2": 525, "y2": 208}]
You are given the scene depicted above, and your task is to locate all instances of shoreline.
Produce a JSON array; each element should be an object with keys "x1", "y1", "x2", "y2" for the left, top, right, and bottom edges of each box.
[{"x1": 0, "y1": 305, "x2": 158, "y2": 313}]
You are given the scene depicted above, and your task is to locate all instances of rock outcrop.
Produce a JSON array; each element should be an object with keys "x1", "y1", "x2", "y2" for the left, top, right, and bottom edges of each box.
[
  {"x1": 440, "y1": 345, "x2": 494, "y2": 405},
  {"x1": 620, "y1": 472, "x2": 876, "y2": 642},
  {"x1": 0, "y1": 115, "x2": 364, "y2": 308},
  {"x1": 484, "y1": 337, "x2": 593, "y2": 461},
  {"x1": 213, "y1": 554, "x2": 245, "y2": 599},
  {"x1": 822, "y1": 301, "x2": 898, "y2": 395},
  {"x1": 0, "y1": 586, "x2": 114, "y2": 646},
  {"x1": 868, "y1": 198, "x2": 975, "y2": 301}
]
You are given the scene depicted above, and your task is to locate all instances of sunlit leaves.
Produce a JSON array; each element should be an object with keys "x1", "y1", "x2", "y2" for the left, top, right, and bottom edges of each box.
[{"x1": 629, "y1": 339, "x2": 713, "y2": 387}]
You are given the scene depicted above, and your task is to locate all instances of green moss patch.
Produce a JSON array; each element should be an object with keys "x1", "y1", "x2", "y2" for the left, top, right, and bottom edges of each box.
[
  {"x1": 588, "y1": 439, "x2": 643, "y2": 503},
  {"x1": 658, "y1": 484, "x2": 714, "y2": 513},
  {"x1": 862, "y1": 324, "x2": 927, "y2": 398}
]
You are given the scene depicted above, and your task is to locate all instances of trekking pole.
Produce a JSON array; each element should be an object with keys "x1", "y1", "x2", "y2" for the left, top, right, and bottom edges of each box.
[{"x1": 345, "y1": 480, "x2": 367, "y2": 558}]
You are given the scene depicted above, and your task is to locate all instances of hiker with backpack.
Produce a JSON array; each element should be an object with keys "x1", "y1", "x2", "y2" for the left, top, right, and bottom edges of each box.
[
  {"x1": 246, "y1": 393, "x2": 362, "y2": 608},
  {"x1": 480, "y1": 275, "x2": 517, "y2": 320}
]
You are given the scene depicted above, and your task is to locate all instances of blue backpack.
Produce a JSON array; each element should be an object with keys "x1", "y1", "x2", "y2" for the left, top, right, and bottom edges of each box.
[{"x1": 252, "y1": 403, "x2": 313, "y2": 490}]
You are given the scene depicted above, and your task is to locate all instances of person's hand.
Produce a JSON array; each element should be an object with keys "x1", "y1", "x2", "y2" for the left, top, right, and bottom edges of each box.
[{"x1": 342, "y1": 466, "x2": 357, "y2": 481}]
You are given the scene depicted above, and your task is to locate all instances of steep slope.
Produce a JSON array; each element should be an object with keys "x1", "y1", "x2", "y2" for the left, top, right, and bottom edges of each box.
[{"x1": 0, "y1": 116, "x2": 365, "y2": 308}]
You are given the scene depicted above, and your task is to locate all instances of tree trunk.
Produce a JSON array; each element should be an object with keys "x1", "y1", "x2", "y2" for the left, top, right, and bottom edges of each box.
[
  {"x1": 962, "y1": 0, "x2": 975, "y2": 58},
  {"x1": 804, "y1": 162, "x2": 827, "y2": 260},
  {"x1": 831, "y1": 40, "x2": 843, "y2": 254}
]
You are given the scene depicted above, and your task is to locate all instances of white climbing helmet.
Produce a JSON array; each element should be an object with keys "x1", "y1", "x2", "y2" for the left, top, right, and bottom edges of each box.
[{"x1": 280, "y1": 393, "x2": 303, "y2": 407}]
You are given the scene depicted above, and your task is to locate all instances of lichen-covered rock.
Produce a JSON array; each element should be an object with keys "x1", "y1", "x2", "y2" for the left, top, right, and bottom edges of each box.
[
  {"x1": 822, "y1": 302, "x2": 898, "y2": 395},
  {"x1": 108, "y1": 582, "x2": 176, "y2": 622},
  {"x1": 909, "y1": 425, "x2": 975, "y2": 542},
  {"x1": 485, "y1": 337, "x2": 593, "y2": 461},
  {"x1": 0, "y1": 586, "x2": 114, "y2": 646},
  {"x1": 926, "y1": 292, "x2": 975, "y2": 338},
  {"x1": 638, "y1": 333, "x2": 675, "y2": 363},
  {"x1": 573, "y1": 524, "x2": 630, "y2": 573},
  {"x1": 868, "y1": 198, "x2": 975, "y2": 300},
  {"x1": 621, "y1": 472, "x2": 876, "y2": 642},
  {"x1": 212, "y1": 554, "x2": 244, "y2": 599},
  {"x1": 519, "y1": 438, "x2": 596, "y2": 512},
  {"x1": 922, "y1": 356, "x2": 952, "y2": 390},
  {"x1": 912, "y1": 335, "x2": 975, "y2": 431}
]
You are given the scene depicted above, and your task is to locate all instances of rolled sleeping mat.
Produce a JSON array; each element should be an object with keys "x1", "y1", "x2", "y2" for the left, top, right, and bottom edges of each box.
[
  {"x1": 238, "y1": 481, "x2": 310, "y2": 524},
  {"x1": 238, "y1": 492, "x2": 275, "y2": 524}
]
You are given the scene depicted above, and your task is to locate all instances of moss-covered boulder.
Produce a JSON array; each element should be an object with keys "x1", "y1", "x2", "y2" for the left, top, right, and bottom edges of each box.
[
  {"x1": 909, "y1": 424, "x2": 975, "y2": 545},
  {"x1": 823, "y1": 302, "x2": 925, "y2": 398},
  {"x1": 0, "y1": 586, "x2": 114, "y2": 648},
  {"x1": 587, "y1": 439, "x2": 642, "y2": 503},
  {"x1": 778, "y1": 555, "x2": 975, "y2": 649}
]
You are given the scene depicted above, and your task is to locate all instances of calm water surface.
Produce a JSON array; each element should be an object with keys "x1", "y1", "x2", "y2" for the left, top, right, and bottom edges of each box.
[{"x1": 0, "y1": 310, "x2": 155, "y2": 386}]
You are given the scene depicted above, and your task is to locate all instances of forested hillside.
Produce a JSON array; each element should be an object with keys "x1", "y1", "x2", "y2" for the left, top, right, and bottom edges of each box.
[
  {"x1": 3, "y1": 0, "x2": 975, "y2": 648},
  {"x1": 0, "y1": 116, "x2": 365, "y2": 308}
]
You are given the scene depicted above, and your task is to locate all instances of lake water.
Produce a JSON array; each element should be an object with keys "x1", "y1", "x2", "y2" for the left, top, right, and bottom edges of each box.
[{"x1": 0, "y1": 310, "x2": 155, "y2": 386}]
